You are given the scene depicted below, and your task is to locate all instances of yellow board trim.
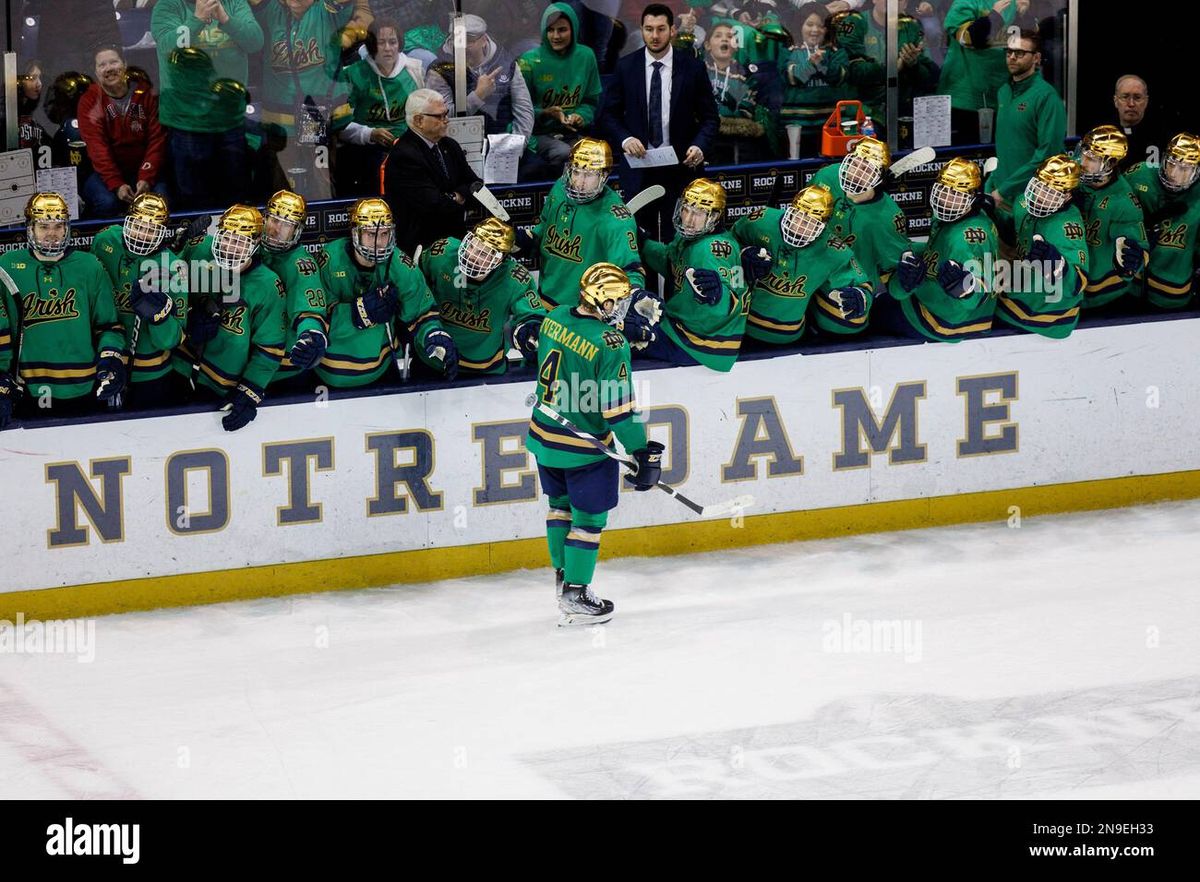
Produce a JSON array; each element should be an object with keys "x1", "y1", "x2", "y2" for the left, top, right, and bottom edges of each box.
[{"x1": 5, "y1": 469, "x2": 1200, "y2": 621}]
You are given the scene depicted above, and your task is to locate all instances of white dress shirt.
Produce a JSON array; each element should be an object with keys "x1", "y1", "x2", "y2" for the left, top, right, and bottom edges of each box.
[{"x1": 644, "y1": 47, "x2": 672, "y2": 147}]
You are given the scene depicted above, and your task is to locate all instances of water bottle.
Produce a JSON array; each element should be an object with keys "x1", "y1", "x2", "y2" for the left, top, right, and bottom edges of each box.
[{"x1": 861, "y1": 116, "x2": 876, "y2": 138}]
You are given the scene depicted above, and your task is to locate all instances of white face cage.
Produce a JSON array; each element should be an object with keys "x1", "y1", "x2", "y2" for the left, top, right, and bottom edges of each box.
[
  {"x1": 212, "y1": 229, "x2": 259, "y2": 270},
  {"x1": 930, "y1": 182, "x2": 976, "y2": 222},
  {"x1": 598, "y1": 293, "x2": 631, "y2": 326},
  {"x1": 457, "y1": 232, "x2": 504, "y2": 281},
  {"x1": 263, "y1": 214, "x2": 302, "y2": 252},
  {"x1": 1160, "y1": 156, "x2": 1200, "y2": 192},
  {"x1": 122, "y1": 214, "x2": 167, "y2": 256},
  {"x1": 673, "y1": 199, "x2": 719, "y2": 239},
  {"x1": 1078, "y1": 149, "x2": 1116, "y2": 186},
  {"x1": 838, "y1": 153, "x2": 883, "y2": 195},
  {"x1": 352, "y1": 223, "x2": 395, "y2": 264},
  {"x1": 563, "y1": 165, "x2": 608, "y2": 202},
  {"x1": 28, "y1": 220, "x2": 70, "y2": 257},
  {"x1": 780, "y1": 207, "x2": 826, "y2": 248},
  {"x1": 1024, "y1": 176, "x2": 1070, "y2": 218}
]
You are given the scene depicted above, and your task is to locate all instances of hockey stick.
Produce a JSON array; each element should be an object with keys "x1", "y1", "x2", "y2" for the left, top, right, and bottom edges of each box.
[
  {"x1": 982, "y1": 156, "x2": 999, "y2": 176},
  {"x1": 106, "y1": 315, "x2": 140, "y2": 410},
  {"x1": 527, "y1": 397, "x2": 754, "y2": 518},
  {"x1": 624, "y1": 184, "x2": 666, "y2": 216},
  {"x1": 888, "y1": 145, "x2": 937, "y2": 180},
  {"x1": 389, "y1": 245, "x2": 419, "y2": 382},
  {"x1": 470, "y1": 183, "x2": 511, "y2": 221}
]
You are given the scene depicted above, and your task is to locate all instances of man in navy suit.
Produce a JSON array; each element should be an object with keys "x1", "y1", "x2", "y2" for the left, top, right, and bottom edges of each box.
[{"x1": 599, "y1": 4, "x2": 720, "y2": 241}]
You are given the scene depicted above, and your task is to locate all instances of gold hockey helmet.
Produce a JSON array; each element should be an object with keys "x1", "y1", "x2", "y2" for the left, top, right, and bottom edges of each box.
[
  {"x1": 350, "y1": 197, "x2": 395, "y2": 263},
  {"x1": 1024, "y1": 154, "x2": 1080, "y2": 218},
  {"x1": 123, "y1": 192, "x2": 170, "y2": 256},
  {"x1": 579, "y1": 261, "x2": 632, "y2": 324},
  {"x1": 1161, "y1": 132, "x2": 1200, "y2": 192},
  {"x1": 781, "y1": 184, "x2": 833, "y2": 248},
  {"x1": 212, "y1": 204, "x2": 263, "y2": 269},
  {"x1": 673, "y1": 178, "x2": 727, "y2": 238},
  {"x1": 458, "y1": 218, "x2": 515, "y2": 281},
  {"x1": 563, "y1": 137, "x2": 614, "y2": 202},
  {"x1": 1078, "y1": 125, "x2": 1128, "y2": 185},
  {"x1": 263, "y1": 189, "x2": 307, "y2": 252},
  {"x1": 25, "y1": 192, "x2": 70, "y2": 257},
  {"x1": 930, "y1": 157, "x2": 981, "y2": 222},
  {"x1": 839, "y1": 136, "x2": 891, "y2": 195}
]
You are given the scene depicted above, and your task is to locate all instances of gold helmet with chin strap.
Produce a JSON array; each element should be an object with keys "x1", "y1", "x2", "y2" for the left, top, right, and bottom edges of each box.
[
  {"x1": 930, "y1": 157, "x2": 981, "y2": 222},
  {"x1": 839, "y1": 136, "x2": 891, "y2": 195},
  {"x1": 25, "y1": 192, "x2": 71, "y2": 257},
  {"x1": 349, "y1": 197, "x2": 396, "y2": 263},
  {"x1": 673, "y1": 178, "x2": 727, "y2": 238},
  {"x1": 458, "y1": 218, "x2": 516, "y2": 281},
  {"x1": 1161, "y1": 132, "x2": 1200, "y2": 192},
  {"x1": 579, "y1": 262, "x2": 632, "y2": 324},
  {"x1": 263, "y1": 189, "x2": 307, "y2": 251},
  {"x1": 1079, "y1": 125, "x2": 1128, "y2": 185},
  {"x1": 123, "y1": 192, "x2": 170, "y2": 256},
  {"x1": 563, "y1": 137, "x2": 614, "y2": 202},
  {"x1": 212, "y1": 204, "x2": 263, "y2": 269},
  {"x1": 1025, "y1": 154, "x2": 1081, "y2": 218},
  {"x1": 781, "y1": 185, "x2": 833, "y2": 248}
]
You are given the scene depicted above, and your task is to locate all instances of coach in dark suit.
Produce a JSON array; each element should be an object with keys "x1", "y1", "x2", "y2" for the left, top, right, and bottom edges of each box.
[
  {"x1": 598, "y1": 3, "x2": 719, "y2": 239},
  {"x1": 383, "y1": 89, "x2": 482, "y2": 256}
]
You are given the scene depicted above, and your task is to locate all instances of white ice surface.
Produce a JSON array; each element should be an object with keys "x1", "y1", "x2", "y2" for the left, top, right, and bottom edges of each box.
[{"x1": 2, "y1": 500, "x2": 1199, "y2": 799}]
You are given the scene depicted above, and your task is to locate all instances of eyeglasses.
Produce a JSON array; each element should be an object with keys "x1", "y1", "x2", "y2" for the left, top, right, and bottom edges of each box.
[
  {"x1": 420, "y1": 111, "x2": 450, "y2": 121},
  {"x1": 1115, "y1": 93, "x2": 1148, "y2": 104},
  {"x1": 1004, "y1": 48, "x2": 1033, "y2": 58}
]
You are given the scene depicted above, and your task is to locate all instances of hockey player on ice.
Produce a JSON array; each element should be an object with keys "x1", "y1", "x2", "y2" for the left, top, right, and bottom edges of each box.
[
  {"x1": 526, "y1": 262, "x2": 664, "y2": 626},
  {"x1": 418, "y1": 218, "x2": 547, "y2": 375}
]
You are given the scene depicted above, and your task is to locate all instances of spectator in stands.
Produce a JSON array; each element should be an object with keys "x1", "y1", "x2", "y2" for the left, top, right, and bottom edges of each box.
[
  {"x1": 382, "y1": 90, "x2": 482, "y2": 256},
  {"x1": 151, "y1": 0, "x2": 262, "y2": 210},
  {"x1": 1110, "y1": 75, "x2": 1165, "y2": 172},
  {"x1": 17, "y1": 61, "x2": 49, "y2": 152},
  {"x1": 519, "y1": 4, "x2": 603, "y2": 180},
  {"x1": 705, "y1": 22, "x2": 767, "y2": 164},
  {"x1": 426, "y1": 15, "x2": 534, "y2": 142},
  {"x1": 939, "y1": 0, "x2": 1027, "y2": 143},
  {"x1": 782, "y1": 4, "x2": 848, "y2": 158},
  {"x1": 984, "y1": 30, "x2": 1064, "y2": 214},
  {"x1": 334, "y1": 18, "x2": 425, "y2": 196},
  {"x1": 77, "y1": 46, "x2": 169, "y2": 218},
  {"x1": 254, "y1": 0, "x2": 356, "y2": 201}
]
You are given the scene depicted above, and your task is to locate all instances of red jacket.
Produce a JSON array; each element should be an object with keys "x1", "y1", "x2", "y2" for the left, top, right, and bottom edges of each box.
[{"x1": 76, "y1": 81, "x2": 167, "y2": 192}]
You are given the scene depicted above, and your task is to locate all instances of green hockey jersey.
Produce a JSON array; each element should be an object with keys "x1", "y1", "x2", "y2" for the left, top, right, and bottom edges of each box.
[
  {"x1": 1076, "y1": 176, "x2": 1148, "y2": 308},
  {"x1": 174, "y1": 235, "x2": 288, "y2": 394},
  {"x1": 0, "y1": 248, "x2": 123, "y2": 400},
  {"x1": 995, "y1": 199, "x2": 1089, "y2": 338},
  {"x1": 261, "y1": 244, "x2": 329, "y2": 383},
  {"x1": 886, "y1": 211, "x2": 1000, "y2": 342},
  {"x1": 257, "y1": 0, "x2": 355, "y2": 132},
  {"x1": 419, "y1": 238, "x2": 546, "y2": 374},
  {"x1": 532, "y1": 180, "x2": 646, "y2": 307},
  {"x1": 642, "y1": 231, "x2": 748, "y2": 372},
  {"x1": 526, "y1": 304, "x2": 646, "y2": 470},
  {"x1": 1125, "y1": 162, "x2": 1200, "y2": 308},
  {"x1": 315, "y1": 239, "x2": 442, "y2": 388},
  {"x1": 811, "y1": 162, "x2": 910, "y2": 299},
  {"x1": 730, "y1": 206, "x2": 870, "y2": 342},
  {"x1": 91, "y1": 225, "x2": 188, "y2": 383}
]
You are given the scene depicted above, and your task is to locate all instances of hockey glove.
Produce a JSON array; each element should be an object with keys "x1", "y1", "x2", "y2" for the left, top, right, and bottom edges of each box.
[
  {"x1": 630, "y1": 287, "x2": 663, "y2": 324},
  {"x1": 424, "y1": 329, "x2": 459, "y2": 382},
  {"x1": 937, "y1": 260, "x2": 976, "y2": 299},
  {"x1": 514, "y1": 225, "x2": 537, "y2": 253},
  {"x1": 1028, "y1": 234, "x2": 1065, "y2": 283},
  {"x1": 685, "y1": 267, "x2": 723, "y2": 305},
  {"x1": 740, "y1": 245, "x2": 772, "y2": 287},
  {"x1": 352, "y1": 281, "x2": 398, "y2": 330},
  {"x1": 131, "y1": 264, "x2": 175, "y2": 324},
  {"x1": 896, "y1": 251, "x2": 926, "y2": 292},
  {"x1": 513, "y1": 318, "x2": 542, "y2": 359},
  {"x1": 289, "y1": 328, "x2": 328, "y2": 372},
  {"x1": 828, "y1": 286, "x2": 870, "y2": 321},
  {"x1": 619, "y1": 310, "x2": 658, "y2": 348},
  {"x1": 1114, "y1": 236, "x2": 1144, "y2": 276},
  {"x1": 222, "y1": 381, "x2": 263, "y2": 432},
  {"x1": 187, "y1": 299, "x2": 222, "y2": 346},
  {"x1": 0, "y1": 372, "x2": 16, "y2": 430},
  {"x1": 95, "y1": 349, "x2": 127, "y2": 402},
  {"x1": 626, "y1": 441, "x2": 666, "y2": 491}
]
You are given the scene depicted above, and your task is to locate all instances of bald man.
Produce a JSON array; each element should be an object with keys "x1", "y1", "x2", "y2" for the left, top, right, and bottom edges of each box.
[{"x1": 1111, "y1": 75, "x2": 1165, "y2": 171}]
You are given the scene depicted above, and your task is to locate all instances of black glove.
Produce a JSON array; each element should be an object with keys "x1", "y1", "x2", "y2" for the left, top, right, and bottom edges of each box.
[
  {"x1": 352, "y1": 281, "x2": 398, "y2": 330},
  {"x1": 131, "y1": 264, "x2": 175, "y2": 324},
  {"x1": 625, "y1": 441, "x2": 665, "y2": 491},
  {"x1": 896, "y1": 251, "x2": 926, "y2": 292},
  {"x1": 1027, "y1": 234, "x2": 1064, "y2": 281},
  {"x1": 629, "y1": 287, "x2": 663, "y2": 324},
  {"x1": 514, "y1": 225, "x2": 537, "y2": 253},
  {"x1": 619, "y1": 310, "x2": 658, "y2": 347},
  {"x1": 424, "y1": 329, "x2": 459, "y2": 382},
  {"x1": 966, "y1": 12, "x2": 997, "y2": 48},
  {"x1": 187, "y1": 299, "x2": 222, "y2": 346},
  {"x1": 1114, "y1": 236, "x2": 1144, "y2": 276},
  {"x1": 95, "y1": 349, "x2": 127, "y2": 402},
  {"x1": 222, "y1": 381, "x2": 263, "y2": 432},
  {"x1": 685, "y1": 267, "x2": 723, "y2": 305},
  {"x1": 828, "y1": 286, "x2": 869, "y2": 321},
  {"x1": 740, "y1": 245, "x2": 772, "y2": 287},
  {"x1": 937, "y1": 260, "x2": 975, "y2": 298},
  {"x1": 0, "y1": 372, "x2": 16, "y2": 430},
  {"x1": 289, "y1": 328, "x2": 328, "y2": 372},
  {"x1": 513, "y1": 318, "x2": 541, "y2": 359}
]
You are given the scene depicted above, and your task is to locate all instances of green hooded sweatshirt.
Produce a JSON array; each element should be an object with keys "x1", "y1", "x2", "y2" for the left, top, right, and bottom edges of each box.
[{"x1": 518, "y1": 3, "x2": 602, "y2": 144}]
